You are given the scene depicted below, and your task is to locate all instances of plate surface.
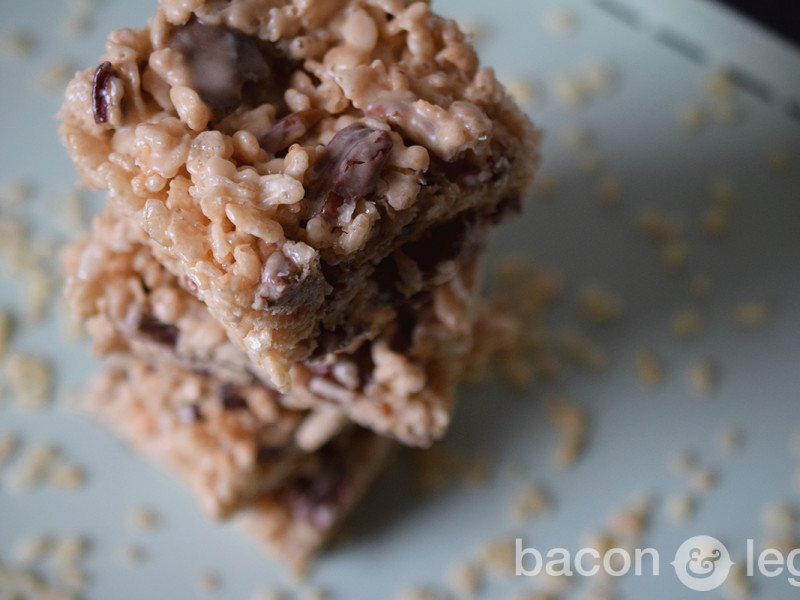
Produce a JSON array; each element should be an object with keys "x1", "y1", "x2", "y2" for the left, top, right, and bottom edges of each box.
[{"x1": 1, "y1": 0, "x2": 799, "y2": 598}]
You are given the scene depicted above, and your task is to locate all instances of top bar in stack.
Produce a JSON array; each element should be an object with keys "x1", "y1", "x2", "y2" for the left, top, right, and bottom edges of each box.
[{"x1": 59, "y1": 0, "x2": 540, "y2": 391}]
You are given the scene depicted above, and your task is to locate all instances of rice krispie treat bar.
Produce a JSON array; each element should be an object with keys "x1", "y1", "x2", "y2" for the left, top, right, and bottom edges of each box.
[
  {"x1": 59, "y1": 0, "x2": 540, "y2": 391},
  {"x1": 66, "y1": 209, "x2": 482, "y2": 447},
  {"x1": 84, "y1": 358, "x2": 305, "y2": 519},
  {"x1": 239, "y1": 426, "x2": 394, "y2": 573},
  {"x1": 85, "y1": 357, "x2": 393, "y2": 570}
]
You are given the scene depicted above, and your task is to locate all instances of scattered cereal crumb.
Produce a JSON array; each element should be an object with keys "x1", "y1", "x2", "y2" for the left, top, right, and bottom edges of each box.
[
  {"x1": 552, "y1": 75, "x2": 585, "y2": 107},
  {"x1": 544, "y1": 395, "x2": 589, "y2": 467},
  {"x1": 563, "y1": 125, "x2": 591, "y2": 151},
  {"x1": 117, "y1": 544, "x2": 145, "y2": 565},
  {"x1": 0, "y1": 310, "x2": 11, "y2": 357},
  {"x1": 531, "y1": 569, "x2": 573, "y2": 594},
  {"x1": 734, "y1": 301, "x2": 770, "y2": 327},
  {"x1": 679, "y1": 104, "x2": 707, "y2": 133},
  {"x1": 0, "y1": 432, "x2": 20, "y2": 467},
  {"x1": 510, "y1": 483, "x2": 551, "y2": 524},
  {"x1": 636, "y1": 208, "x2": 682, "y2": 243},
  {"x1": 0, "y1": 30, "x2": 35, "y2": 58},
  {"x1": 197, "y1": 569, "x2": 221, "y2": 593},
  {"x1": 477, "y1": 536, "x2": 517, "y2": 577},
  {"x1": 299, "y1": 589, "x2": 331, "y2": 600},
  {"x1": 712, "y1": 98, "x2": 743, "y2": 124},
  {"x1": 36, "y1": 60, "x2": 77, "y2": 91},
  {"x1": 595, "y1": 175, "x2": 622, "y2": 207},
  {"x1": 464, "y1": 453, "x2": 492, "y2": 488},
  {"x1": 446, "y1": 560, "x2": 482, "y2": 596},
  {"x1": 1, "y1": 179, "x2": 34, "y2": 206},
  {"x1": 554, "y1": 329, "x2": 608, "y2": 373},
  {"x1": 532, "y1": 173, "x2": 559, "y2": 199},
  {"x1": 691, "y1": 467, "x2": 717, "y2": 493},
  {"x1": 661, "y1": 240, "x2": 688, "y2": 273},
  {"x1": 49, "y1": 461, "x2": 86, "y2": 491},
  {"x1": 583, "y1": 62, "x2": 617, "y2": 95},
  {"x1": 790, "y1": 430, "x2": 800, "y2": 459},
  {"x1": 666, "y1": 493, "x2": 695, "y2": 524},
  {"x1": 608, "y1": 494, "x2": 653, "y2": 540},
  {"x1": 710, "y1": 177, "x2": 735, "y2": 205},
  {"x1": 397, "y1": 584, "x2": 449, "y2": 600},
  {"x1": 766, "y1": 145, "x2": 788, "y2": 172},
  {"x1": 544, "y1": 8, "x2": 578, "y2": 35},
  {"x1": 128, "y1": 506, "x2": 160, "y2": 532},
  {"x1": 578, "y1": 284, "x2": 623, "y2": 326},
  {"x1": 669, "y1": 449, "x2": 697, "y2": 474},
  {"x1": 671, "y1": 309, "x2": 703, "y2": 339},
  {"x1": 704, "y1": 70, "x2": 734, "y2": 98},
  {"x1": 5, "y1": 443, "x2": 59, "y2": 492},
  {"x1": 61, "y1": 13, "x2": 92, "y2": 38},
  {"x1": 761, "y1": 502, "x2": 796, "y2": 535},
  {"x1": 688, "y1": 360, "x2": 717, "y2": 397},
  {"x1": 634, "y1": 348, "x2": 664, "y2": 387},
  {"x1": 689, "y1": 274, "x2": 713, "y2": 301},
  {"x1": 51, "y1": 535, "x2": 90, "y2": 565},
  {"x1": 717, "y1": 427, "x2": 743, "y2": 456},
  {"x1": 23, "y1": 268, "x2": 56, "y2": 324},
  {"x1": 60, "y1": 188, "x2": 88, "y2": 231},
  {"x1": 5, "y1": 354, "x2": 53, "y2": 410},
  {"x1": 702, "y1": 206, "x2": 730, "y2": 238},
  {"x1": 251, "y1": 589, "x2": 289, "y2": 600},
  {"x1": 722, "y1": 562, "x2": 753, "y2": 599},
  {"x1": 503, "y1": 75, "x2": 539, "y2": 107},
  {"x1": 12, "y1": 534, "x2": 53, "y2": 566},
  {"x1": 55, "y1": 567, "x2": 90, "y2": 590},
  {"x1": 577, "y1": 150, "x2": 602, "y2": 174}
]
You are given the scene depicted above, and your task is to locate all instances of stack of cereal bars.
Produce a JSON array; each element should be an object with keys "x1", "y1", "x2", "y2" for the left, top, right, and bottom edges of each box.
[{"x1": 59, "y1": 0, "x2": 539, "y2": 571}]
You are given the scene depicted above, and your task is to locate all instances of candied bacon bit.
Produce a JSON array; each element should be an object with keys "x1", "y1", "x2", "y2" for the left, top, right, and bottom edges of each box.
[
  {"x1": 260, "y1": 109, "x2": 325, "y2": 154},
  {"x1": 92, "y1": 61, "x2": 117, "y2": 124},
  {"x1": 177, "y1": 403, "x2": 203, "y2": 424},
  {"x1": 305, "y1": 123, "x2": 393, "y2": 221},
  {"x1": 220, "y1": 383, "x2": 249, "y2": 411},
  {"x1": 138, "y1": 313, "x2": 179, "y2": 347}
]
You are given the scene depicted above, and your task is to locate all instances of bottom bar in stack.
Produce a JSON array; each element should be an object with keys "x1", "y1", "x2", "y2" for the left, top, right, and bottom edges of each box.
[{"x1": 85, "y1": 358, "x2": 394, "y2": 572}]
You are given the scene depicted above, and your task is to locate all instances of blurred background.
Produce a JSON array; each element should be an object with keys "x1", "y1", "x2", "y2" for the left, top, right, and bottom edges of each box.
[{"x1": 0, "y1": 0, "x2": 798, "y2": 598}]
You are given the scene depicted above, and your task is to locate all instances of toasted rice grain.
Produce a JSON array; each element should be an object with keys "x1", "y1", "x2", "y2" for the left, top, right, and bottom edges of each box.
[
  {"x1": 679, "y1": 104, "x2": 707, "y2": 133},
  {"x1": 117, "y1": 544, "x2": 145, "y2": 565},
  {"x1": 0, "y1": 310, "x2": 11, "y2": 357},
  {"x1": 128, "y1": 506, "x2": 160, "y2": 532},
  {"x1": 510, "y1": 483, "x2": 551, "y2": 524},
  {"x1": 688, "y1": 360, "x2": 717, "y2": 397},
  {"x1": 634, "y1": 348, "x2": 664, "y2": 387},
  {"x1": 6, "y1": 354, "x2": 52, "y2": 409},
  {"x1": 578, "y1": 284, "x2": 623, "y2": 326},
  {"x1": 197, "y1": 569, "x2": 221, "y2": 593},
  {"x1": 0, "y1": 432, "x2": 20, "y2": 467},
  {"x1": 446, "y1": 559, "x2": 482, "y2": 596},
  {"x1": 734, "y1": 301, "x2": 770, "y2": 327},
  {"x1": 477, "y1": 536, "x2": 517, "y2": 577},
  {"x1": 671, "y1": 309, "x2": 703, "y2": 339},
  {"x1": 544, "y1": 395, "x2": 589, "y2": 467},
  {"x1": 544, "y1": 9, "x2": 577, "y2": 35},
  {"x1": 0, "y1": 30, "x2": 34, "y2": 58},
  {"x1": 666, "y1": 493, "x2": 695, "y2": 524}
]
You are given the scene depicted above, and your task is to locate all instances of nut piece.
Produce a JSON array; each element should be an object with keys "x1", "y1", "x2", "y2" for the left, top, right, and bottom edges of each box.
[{"x1": 305, "y1": 123, "x2": 393, "y2": 220}]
